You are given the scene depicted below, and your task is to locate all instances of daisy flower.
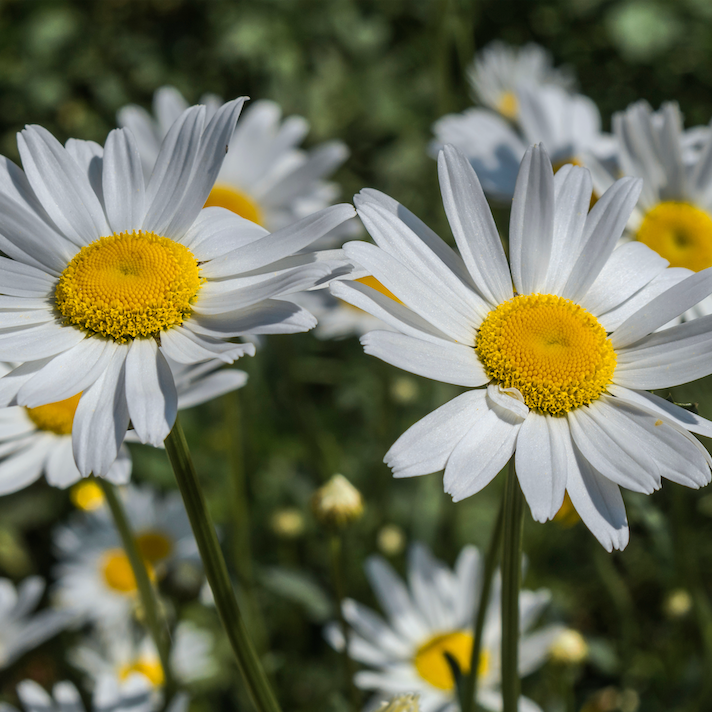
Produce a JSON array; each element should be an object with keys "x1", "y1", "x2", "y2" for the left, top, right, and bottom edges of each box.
[
  {"x1": 52, "y1": 484, "x2": 196, "y2": 628},
  {"x1": 0, "y1": 101, "x2": 356, "y2": 479},
  {"x1": 0, "y1": 357, "x2": 246, "y2": 495},
  {"x1": 586, "y1": 101, "x2": 712, "y2": 319},
  {"x1": 0, "y1": 576, "x2": 72, "y2": 670},
  {"x1": 0, "y1": 678, "x2": 187, "y2": 712},
  {"x1": 118, "y1": 86, "x2": 356, "y2": 242},
  {"x1": 332, "y1": 143, "x2": 712, "y2": 550},
  {"x1": 325, "y1": 543, "x2": 561, "y2": 712},
  {"x1": 468, "y1": 41, "x2": 574, "y2": 122},
  {"x1": 431, "y1": 84, "x2": 615, "y2": 201}
]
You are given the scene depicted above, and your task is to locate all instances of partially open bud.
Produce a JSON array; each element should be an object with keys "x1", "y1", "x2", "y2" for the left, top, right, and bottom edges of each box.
[
  {"x1": 550, "y1": 629, "x2": 588, "y2": 665},
  {"x1": 311, "y1": 474, "x2": 364, "y2": 530},
  {"x1": 377, "y1": 693, "x2": 420, "y2": 712}
]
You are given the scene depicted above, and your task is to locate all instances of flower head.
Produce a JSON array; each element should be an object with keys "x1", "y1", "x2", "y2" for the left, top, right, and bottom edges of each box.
[{"x1": 332, "y1": 143, "x2": 712, "y2": 550}]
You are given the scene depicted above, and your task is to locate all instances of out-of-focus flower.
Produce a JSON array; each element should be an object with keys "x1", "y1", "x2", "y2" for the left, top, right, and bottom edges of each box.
[
  {"x1": 0, "y1": 577, "x2": 72, "y2": 670},
  {"x1": 312, "y1": 474, "x2": 364, "y2": 530},
  {"x1": 376, "y1": 693, "x2": 420, "y2": 712},
  {"x1": 549, "y1": 629, "x2": 588, "y2": 664},
  {"x1": 270, "y1": 508, "x2": 306, "y2": 539},
  {"x1": 334, "y1": 144, "x2": 712, "y2": 550},
  {"x1": 377, "y1": 524, "x2": 406, "y2": 556},
  {"x1": 71, "y1": 480, "x2": 106, "y2": 511},
  {"x1": 118, "y1": 87, "x2": 357, "y2": 245},
  {"x1": 325, "y1": 543, "x2": 561, "y2": 712},
  {"x1": 0, "y1": 358, "x2": 247, "y2": 495},
  {"x1": 663, "y1": 588, "x2": 693, "y2": 618},
  {"x1": 553, "y1": 493, "x2": 580, "y2": 528},
  {"x1": 0, "y1": 104, "x2": 355, "y2": 480},
  {"x1": 52, "y1": 484, "x2": 196, "y2": 629}
]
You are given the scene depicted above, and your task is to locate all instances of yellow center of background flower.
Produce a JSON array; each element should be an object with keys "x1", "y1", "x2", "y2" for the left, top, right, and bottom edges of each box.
[
  {"x1": 26, "y1": 393, "x2": 81, "y2": 435},
  {"x1": 636, "y1": 201, "x2": 712, "y2": 271},
  {"x1": 413, "y1": 631, "x2": 488, "y2": 690},
  {"x1": 55, "y1": 230, "x2": 203, "y2": 343},
  {"x1": 70, "y1": 480, "x2": 105, "y2": 510},
  {"x1": 101, "y1": 549, "x2": 155, "y2": 593},
  {"x1": 476, "y1": 294, "x2": 616, "y2": 415},
  {"x1": 496, "y1": 91, "x2": 518, "y2": 120},
  {"x1": 119, "y1": 659, "x2": 165, "y2": 687},
  {"x1": 553, "y1": 492, "x2": 580, "y2": 527},
  {"x1": 136, "y1": 531, "x2": 173, "y2": 563},
  {"x1": 205, "y1": 184, "x2": 264, "y2": 225}
]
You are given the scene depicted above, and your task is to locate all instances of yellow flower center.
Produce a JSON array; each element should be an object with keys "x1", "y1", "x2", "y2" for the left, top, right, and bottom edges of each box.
[
  {"x1": 26, "y1": 393, "x2": 81, "y2": 435},
  {"x1": 70, "y1": 480, "x2": 105, "y2": 510},
  {"x1": 496, "y1": 91, "x2": 518, "y2": 120},
  {"x1": 101, "y1": 549, "x2": 155, "y2": 593},
  {"x1": 476, "y1": 294, "x2": 616, "y2": 415},
  {"x1": 553, "y1": 492, "x2": 580, "y2": 527},
  {"x1": 136, "y1": 531, "x2": 173, "y2": 563},
  {"x1": 205, "y1": 184, "x2": 263, "y2": 225},
  {"x1": 413, "y1": 631, "x2": 488, "y2": 691},
  {"x1": 636, "y1": 201, "x2": 712, "y2": 271},
  {"x1": 55, "y1": 231, "x2": 203, "y2": 343},
  {"x1": 119, "y1": 659, "x2": 165, "y2": 687}
]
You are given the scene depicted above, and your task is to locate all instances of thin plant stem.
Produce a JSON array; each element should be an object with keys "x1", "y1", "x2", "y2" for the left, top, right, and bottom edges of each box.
[
  {"x1": 164, "y1": 416, "x2": 282, "y2": 712},
  {"x1": 96, "y1": 477, "x2": 175, "y2": 692},
  {"x1": 462, "y1": 494, "x2": 505, "y2": 712},
  {"x1": 330, "y1": 534, "x2": 360, "y2": 711},
  {"x1": 501, "y1": 461, "x2": 525, "y2": 712}
]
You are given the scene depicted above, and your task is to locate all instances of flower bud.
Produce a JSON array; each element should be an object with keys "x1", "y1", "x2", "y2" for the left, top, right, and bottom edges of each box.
[
  {"x1": 550, "y1": 629, "x2": 588, "y2": 665},
  {"x1": 311, "y1": 474, "x2": 364, "y2": 530}
]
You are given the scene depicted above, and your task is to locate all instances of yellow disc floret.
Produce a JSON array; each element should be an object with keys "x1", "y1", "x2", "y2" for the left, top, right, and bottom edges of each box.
[
  {"x1": 136, "y1": 531, "x2": 173, "y2": 563},
  {"x1": 414, "y1": 631, "x2": 488, "y2": 690},
  {"x1": 636, "y1": 201, "x2": 712, "y2": 271},
  {"x1": 26, "y1": 393, "x2": 82, "y2": 435},
  {"x1": 496, "y1": 91, "x2": 519, "y2": 120},
  {"x1": 205, "y1": 184, "x2": 264, "y2": 225},
  {"x1": 101, "y1": 548, "x2": 156, "y2": 593},
  {"x1": 55, "y1": 231, "x2": 203, "y2": 343},
  {"x1": 70, "y1": 480, "x2": 105, "y2": 511},
  {"x1": 476, "y1": 294, "x2": 616, "y2": 415},
  {"x1": 119, "y1": 659, "x2": 165, "y2": 687}
]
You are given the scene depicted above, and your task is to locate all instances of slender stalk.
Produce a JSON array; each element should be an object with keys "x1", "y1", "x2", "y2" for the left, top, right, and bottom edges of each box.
[
  {"x1": 330, "y1": 534, "x2": 360, "y2": 711},
  {"x1": 164, "y1": 416, "x2": 282, "y2": 712},
  {"x1": 97, "y1": 478, "x2": 174, "y2": 691},
  {"x1": 462, "y1": 494, "x2": 505, "y2": 712},
  {"x1": 501, "y1": 461, "x2": 525, "y2": 712}
]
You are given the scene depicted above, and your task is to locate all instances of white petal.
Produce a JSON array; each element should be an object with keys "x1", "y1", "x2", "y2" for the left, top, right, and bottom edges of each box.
[
  {"x1": 177, "y1": 369, "x2": 247, "y2": 409},
  {"x1": 104, "y1": 445, "x2": 132, "y2": 486},
  {"x1": 160, "y1": 325, "x2": 254, "y2": 364},
  {"x1": 65, "y1": 138, "x2": 104, "y2": 211},
  {"x1": 0, "y1": 437, "x2": 52, "y2": 495},
  {"x1": 125, "y1": 339, "x2": 177, "y2": 446},
  {"x1": 17, "y1": 125, "x2": 109, "y2": 245},
  {"x1": 509, "y1": 144, "x2": 555, "y2": 295},
  {"x1": 361, "y1": 330, "x2": 487, "y2": 387},
  {"x1": 0, "y1": 257, "x2": 56, "y2": 297},
  {"x1": 181, "y1": 205, "x2": 268, "y2": 254},
  {"x1": 0, "y1": 358, "x2": 54, "y2": 407},
  {"x1": 342, "y1": 599, "x2": 411, "y2": 658},
  {"x1": 44, "y1": 437, "x2": 81, "y2": 489},
  {"x1": 385, "y1": 390, "x2": 489, "y2": 478},
  {"x1": 102, "y1": 128, "x2": 146, "y2": 234},
  {"x1": 560, "y1": 177, "x2": 642, "y2": 303},
  {"x1": 515, "y1": 413, "x2": 568, "y2": 522},
  {"x1": 0, "y1": 321, "x2": 85, "y2": 362}
]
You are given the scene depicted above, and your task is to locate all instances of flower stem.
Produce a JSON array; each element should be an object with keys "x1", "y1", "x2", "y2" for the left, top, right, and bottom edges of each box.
[
  {"x1": 164, "y1": 416, "x2": 282, "y2": 712},
  {"x1": 330, "y1": 533, "x2": 360, "y2": 711},
  {"x1": 501, "y1": 460, "x2": 525, "y2": 712},
  {"x1": 96, "y1": 477, "x2": 174, "y2": 691},
  {"x1": 462, "y1": 492, "x2": 505, "y2": 712}
]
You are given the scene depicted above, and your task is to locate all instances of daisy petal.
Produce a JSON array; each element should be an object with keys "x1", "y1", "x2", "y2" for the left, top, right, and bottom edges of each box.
[
  {"x1": 160, "y1": 326, "x2": 253, "y2": 364},
  {"x1": 0, "y1": 438, "x2": 52, "y2": 495},
  {"x1": 44, "y1": 437, "x2": 81, "y2": 489},
  {"x1": 125, "y1": 339, "x2": 177, "y2": 446},
  {"x1": 177, "y1": 370, "x2": 247, "y2": 409},
  {"x1": 0, "y1": 321, "x2": 86, "y2": 362},
  {"x1": 102, "y1": 128, "x2": 146, "y2": 234},
  {"x1": 0, "y1": 256, "x2": 57, "y2": 297},
  {"x1": 360, "y1": 330, "x2": 487, "y2": 387}
]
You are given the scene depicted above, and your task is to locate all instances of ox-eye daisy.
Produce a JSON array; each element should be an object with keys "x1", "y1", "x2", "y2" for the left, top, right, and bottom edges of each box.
[
  {"x1": 0, "y1": 101, "x2": 356, "y2": 478},
  {"x1": 119, "y1": 86, "x2": 356, "y2": 244},
  {"x1": 326, "y1": 543, "x2": 561, "y2": 712},
  {"x1": 332, "y1": 144, "x2": 712, "y2": 551},
  {"x1": 0, "y1": 358, "x2": 247, "y2": 494},
  {"x1": 587, "y1": 101, "x2": 712, "y2": 320}
]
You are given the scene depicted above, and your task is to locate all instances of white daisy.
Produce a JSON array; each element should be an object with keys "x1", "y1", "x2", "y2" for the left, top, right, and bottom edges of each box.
[
  {"x1": 52, "y1": 483, "x2": 196, "y2": 628},
  {"x1": 0, "y1": 576, "x2": 72, "y2": 670},
  {"x1": 468, "y1": 41, "x2": 574, "y2": 121},
  {"x1": 431, "y1": 84, "x2": 615, "y2": 201},
  {"x1": 325, "y1": 543, "x2": 561, "y2": 712},
  {"x1": 586, "y1": 101, "x2": 712, "y2": 319},
  {"x1": 331, "y1": 143, "x2": 712, "y2": 550},
  {"x1": 0, "y1": 356, "x2": 246, "y2": 495},
  {"x1": 0, "y1": 101, "x2": 356, "y2": 479},
  {"x1": 0, "y1": 678, "x2": 188, "y2": 712},
  {"x1": 118, "y1": 86, "x2": 356, "y2": 243},
  {"x1": 70, "y1": 621, "x2": 217, "y2": 691}
]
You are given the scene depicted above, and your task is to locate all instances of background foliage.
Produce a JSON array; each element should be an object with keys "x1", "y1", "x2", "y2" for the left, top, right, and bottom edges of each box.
[{"x1": 2, "y1": 0, "x2": 712, "y2": 711}]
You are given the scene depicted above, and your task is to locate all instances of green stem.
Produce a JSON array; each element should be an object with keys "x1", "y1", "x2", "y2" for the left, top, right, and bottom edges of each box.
[
  {"x1": 97, "y1": 478, "x2": 174, "y2": 691},
  {"x1": 164, "y1": 416, "x2": 282, "y2": 712},
  {"x1": 501, "y1": 461, "x2": 524, "y2": 712},
  {"x1": 330, "y1": 534, "x2": 360, "y2": 711},
  {"x1": 462, "y1": 494, "x2": 505, "y2": 712}
]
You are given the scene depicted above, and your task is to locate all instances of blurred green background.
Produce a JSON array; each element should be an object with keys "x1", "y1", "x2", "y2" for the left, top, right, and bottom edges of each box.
[{"x1": 2, "y1": 0, "x2": 712, "y2": 711}]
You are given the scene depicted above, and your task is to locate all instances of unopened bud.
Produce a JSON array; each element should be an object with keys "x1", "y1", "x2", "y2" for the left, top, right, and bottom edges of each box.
[
  {"x1": 377, "y1": 693, "x2": 420, "y2": 712},
  {"x1": 311, "y1": 474, "x2": 364, "y2": 530},
  {"x1": 550, "y1": 629, "x2": 588, "y2": 665}
]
